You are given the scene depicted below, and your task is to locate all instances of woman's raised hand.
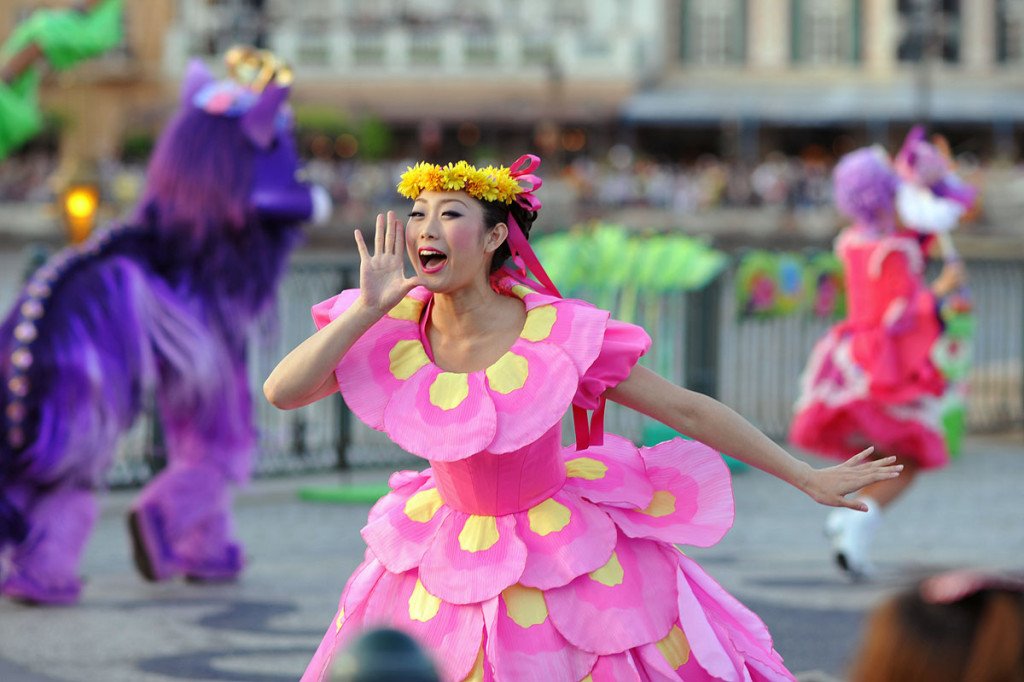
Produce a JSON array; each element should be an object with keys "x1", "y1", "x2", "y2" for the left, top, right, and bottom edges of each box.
[
  {"x1": 354, "y1": 211, "x2": 422, "y2": 315},
  {"x1": 802, "y1": 447, "x2": 903, "y2": 510}
]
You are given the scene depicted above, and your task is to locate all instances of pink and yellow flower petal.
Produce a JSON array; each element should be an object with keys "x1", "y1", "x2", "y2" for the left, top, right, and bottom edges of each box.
[
  {"x1": 514, "y1": 490, "x2": 617, "y2": 590},
  {"x1": 384, "y1": 367, "x2": 497, "y2": 461},
  {"x1": 418, "y1": 511, "x2": 527, "y2": 604},
  {"x1": 319, "y1": 291, "x2": 427, "y2": 431},
  {"x1": 545, "y1": 532, "x2": 677, "y2": 655},
  {"x1": 672, "y1": 551, "x2": 792, "y2": 681},
  {"x1": 363, "y1": 569, "x2": 485, "y2": 682},
  {"x1": 539, "y1": 303, "x2": 611, "y2": 376},
  {"x1": 362, "y1": 485, "x2": 452, "y2": 574},
  {"x1": 481, "y1": 584, "x2": 597, "y2": 681},
  {"x1": 365, "y1": 469, "x2": 433, "y2": 526},
  {"x1": 485, "y1": 343, "x2": 580, "y2": 453},
  {"x1": 561, "y1": 434, "x2": 655, "y2": 509},
  {"x1": 585, "y1": 653, "x2": 645, "y2": 682},
  {"x1": 604, "y1": 438, "x2": 734, "y2": 548},
  {"x1": 501, "y1": 282, "x2": 610, "y2": 376},
  {"x1": 299, "y1": 559, "x2": 387, "y2": 682}
]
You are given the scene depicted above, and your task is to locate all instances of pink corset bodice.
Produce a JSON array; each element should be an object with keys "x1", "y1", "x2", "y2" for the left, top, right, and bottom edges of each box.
[{"x1": 429, "y1": 425, "x2": 567, "y2": 516}]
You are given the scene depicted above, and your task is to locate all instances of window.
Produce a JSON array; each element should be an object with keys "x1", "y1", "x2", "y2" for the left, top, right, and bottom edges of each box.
[
  {"x1": 897, "y1": 0, "x2": 960, "y2": 63},
  {"x1": 352, "y1": 32, "x2": 386, "y2": 66},
  {"x1": 997, "y1": 0, "x2": 1024, "y2": 63},
  {"x1": 408, "y1": 31, "x2": 443, "y2": 66},
  {"x1": 464, "y1": 33, "x2": 499, "y2": 66},
  {"x1": 792, "y1": 0, "x2": 861, "y2": 65},
  {"x1": 680, "y1": 0, "x2": 746, "y2": 65}
]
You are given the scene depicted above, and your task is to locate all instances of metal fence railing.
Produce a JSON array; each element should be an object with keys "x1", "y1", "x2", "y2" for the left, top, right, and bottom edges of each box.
[{"x1": 105, "y1": 253, "x2": 1024, "y2": 486}]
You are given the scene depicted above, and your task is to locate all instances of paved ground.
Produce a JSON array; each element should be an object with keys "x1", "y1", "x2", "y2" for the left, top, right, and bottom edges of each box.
[{"x1": 0, "y1": 433, "x2": 1021, "y2": 682}]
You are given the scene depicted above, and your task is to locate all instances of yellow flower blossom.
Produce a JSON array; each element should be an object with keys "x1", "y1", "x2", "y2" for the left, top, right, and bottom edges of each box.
[{"x1": 397, "y1": 161, "x2": 522, "y2": 204}]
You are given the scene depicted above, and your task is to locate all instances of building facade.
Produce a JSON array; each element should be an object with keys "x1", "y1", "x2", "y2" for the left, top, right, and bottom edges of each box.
[
  {"x1": 3, "y1": 0, "x2": 1023, "y2": 167},
  {"x1": 630, "y1": 0, "x2": 1024, "y2": 160}
]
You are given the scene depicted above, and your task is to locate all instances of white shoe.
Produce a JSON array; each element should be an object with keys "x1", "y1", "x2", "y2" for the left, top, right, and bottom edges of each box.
[{"x1": 825, "y1": 498, "x2": 880, "y2": 581}]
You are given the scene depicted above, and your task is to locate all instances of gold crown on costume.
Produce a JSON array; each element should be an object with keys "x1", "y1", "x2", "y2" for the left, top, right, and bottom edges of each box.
[
  {"x1": 224, "y1": 45, "x2": 294, "y2": 91},
  {"x1": 397, "y1": 161, "x2": 524, "y2": 204}
]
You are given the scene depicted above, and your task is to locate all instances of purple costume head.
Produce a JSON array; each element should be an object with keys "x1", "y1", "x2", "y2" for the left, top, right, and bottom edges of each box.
[
  {"x1": 833, "y1": 145, "x2": 900, "y2": 236},
  {"x1": 894, "y1": 125, "x2": 978, "y2": 211}
]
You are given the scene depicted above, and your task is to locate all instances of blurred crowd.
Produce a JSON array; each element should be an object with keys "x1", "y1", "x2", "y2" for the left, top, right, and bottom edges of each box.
[
  {"x1": 0, "y1": 150, "x2": 838, "y2": 210},
  {"x1": 0, "y1": 147, "x2": 1008, "y2": 233}
]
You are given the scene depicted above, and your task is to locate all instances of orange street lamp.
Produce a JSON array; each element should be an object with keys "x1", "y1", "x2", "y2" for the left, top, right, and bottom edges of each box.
[{"x1": 62, "y1": 183, "x2": 99, "y2": 243}]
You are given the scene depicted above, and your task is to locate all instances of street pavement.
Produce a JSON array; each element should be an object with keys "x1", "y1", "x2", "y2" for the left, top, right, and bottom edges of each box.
[{"x1": 1, "y1": 433, "x2": 1021, "y2": 682}]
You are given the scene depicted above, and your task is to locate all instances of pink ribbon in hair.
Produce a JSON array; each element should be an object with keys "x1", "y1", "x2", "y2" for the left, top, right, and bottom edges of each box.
[
  {"x1": 502, "y1": 155, "x2": 604, "y2": 448},
  {"x1": 509, "y1": 154, "x2": 544, "y2": 211},
  {"x1": 503, "y1": 154, "x2": 563, "y2": 298}
]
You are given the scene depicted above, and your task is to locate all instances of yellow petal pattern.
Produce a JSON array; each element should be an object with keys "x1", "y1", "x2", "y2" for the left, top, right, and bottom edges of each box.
[
  {"x1": 334, "y1": 608, "x2": 345, "y2": 632},
  {"x1": 501, "y1": 584, "x2": 548, "y2": 628},
  {"x1": 404, "y1": 488, "x2": 444, "y2": 523},
  {"x1": 429, "y1": 372, "x2": 470, "y2": 410},
  {"x1": 409, "y1": 578, "x2": 441, "y2": 622},
  {"x1": 521, "y1": 305, "x2": 556, "y2": 341},
  {"x1": 565, "y1": 457, "x2": 608, "y2": 480},
  {"x1": 485, "y1": 351, "x2": 529, "y2": 394},
  {"x1": 656, "y1": 624, "x2": 691, "y2": 669},
  {"x1": 641, "y1": 490, "x2": 677, "y2": 518},
  {"x1": 527, "y1": 498, "x2": 571, "y2": 536},
  {"x1": 389, "y1": 339, "x2": 430, "y2": 380},
  {"x1": 458, "y1": 515, "x2": 500, "y2": 552},
  {"x1": 460, "y1": 647, "x2": 486, "y2": 682},
  {"x1": 510, "y1": 284, "x2": 533, "y2": 299},
  {"x1": 388, "y1": 297, "x2": 426, "y2": 321},
  {"x1": 589, "y1": 551, "x2": 624, "y2": 587}
]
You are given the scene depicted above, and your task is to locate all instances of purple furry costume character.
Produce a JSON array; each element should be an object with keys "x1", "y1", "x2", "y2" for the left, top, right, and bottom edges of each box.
[{"x1": 0, "y1": 55, "x2": 328, "y2": 604}]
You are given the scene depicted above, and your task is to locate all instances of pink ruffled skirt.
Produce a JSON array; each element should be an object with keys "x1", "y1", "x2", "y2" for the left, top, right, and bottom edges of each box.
[
  {"x1": 790, "y1": 327, "x2": 949, "y2": 469},
  {"x1": 300, "y1": 436, "x2": 795, "y2": 682}
]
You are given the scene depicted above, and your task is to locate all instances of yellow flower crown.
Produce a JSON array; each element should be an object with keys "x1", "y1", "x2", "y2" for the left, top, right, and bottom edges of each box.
[{"x1": 397, "y1": 161, "x2": 523, "y2": 204}]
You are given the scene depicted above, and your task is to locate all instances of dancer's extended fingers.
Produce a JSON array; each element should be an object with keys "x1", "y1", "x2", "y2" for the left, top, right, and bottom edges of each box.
[
  {"x1": 393, "y1": 216, "x2": 405, "y2": 257},
  {"x1": 374, "y1": 213, "x2": 386, "y2": 255},
  {"x1": 383, "y1": 211, "x2": 396, "y2": 254},
  {"x1": 846, "y1": 446, "x2": 875, "y2": 465},
  {"x1": 354, "y1": 229, "x2": 369, "y2": 261}
]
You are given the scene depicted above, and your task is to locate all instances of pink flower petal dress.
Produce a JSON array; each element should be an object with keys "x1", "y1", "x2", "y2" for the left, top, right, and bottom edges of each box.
[{"x1": 301, "y1": 275, "x2": 795, "y2": 682}]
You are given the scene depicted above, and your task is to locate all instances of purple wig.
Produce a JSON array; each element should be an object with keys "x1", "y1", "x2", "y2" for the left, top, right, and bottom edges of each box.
[{"x1": 833, "y1": 145, "x2": 900, "y2": 235}]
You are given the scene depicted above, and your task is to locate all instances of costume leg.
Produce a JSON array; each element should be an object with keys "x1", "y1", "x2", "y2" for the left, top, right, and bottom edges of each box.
[
  {"x1": 129, "y1": 460, "x2": 242, "y2": 582},
  {"x1": 825, "y1": 454, "x2": 921, "y2": 580},
  {"x1": 826, "y1": 496, "x2": 881, "y2": 580},
  {"x1": 1, "y1": 484, "x2": 97, "y2": 604},
  {"x1": 129, "y1": 359, "x2": 251, "y2": 582}
]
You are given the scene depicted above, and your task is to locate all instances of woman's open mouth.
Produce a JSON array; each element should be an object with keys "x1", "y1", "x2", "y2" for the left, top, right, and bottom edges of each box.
[{"x1": 418, "y1": 248, "x2": 448, "y2": 273}]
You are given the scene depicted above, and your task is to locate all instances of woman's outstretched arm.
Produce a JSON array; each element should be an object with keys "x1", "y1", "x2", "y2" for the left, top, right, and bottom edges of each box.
[
  {"x1": 264, "y1": 211, "x2": 421, "y2": 410},
  {"x1": 605, "y1": 365, "x2": 902, "y2": 510}
]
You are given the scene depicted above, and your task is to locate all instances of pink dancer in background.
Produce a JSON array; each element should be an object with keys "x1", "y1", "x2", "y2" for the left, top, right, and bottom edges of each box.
[
  {"x1": 789, "y1": 143, "x2": 972, "y2": 581},
  {"x1": 265, "y1": 155, "x2": 900, "y2": 681}
]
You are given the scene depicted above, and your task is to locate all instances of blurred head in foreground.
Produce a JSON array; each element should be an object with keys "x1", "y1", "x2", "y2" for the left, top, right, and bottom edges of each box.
[
  {"x1": 848, "y1": 569, "x2": 1024, "y2": 682},
  {"x1": 330, "y1": 628, "x2": 440, "y2": 682}
]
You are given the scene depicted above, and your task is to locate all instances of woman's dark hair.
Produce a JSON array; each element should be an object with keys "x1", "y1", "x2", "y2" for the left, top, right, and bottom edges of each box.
[{"x1": 480, "y1": 199, "x2": 538, "y2": 274}]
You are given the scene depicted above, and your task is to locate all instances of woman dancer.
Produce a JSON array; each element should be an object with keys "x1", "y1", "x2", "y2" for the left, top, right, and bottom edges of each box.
[
  {"x1": 265, "y1": 156, "x2": 900, "y2": 681},
  {"x1": 789, "y1": 146, "x2": 965, "y2": 580}
]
